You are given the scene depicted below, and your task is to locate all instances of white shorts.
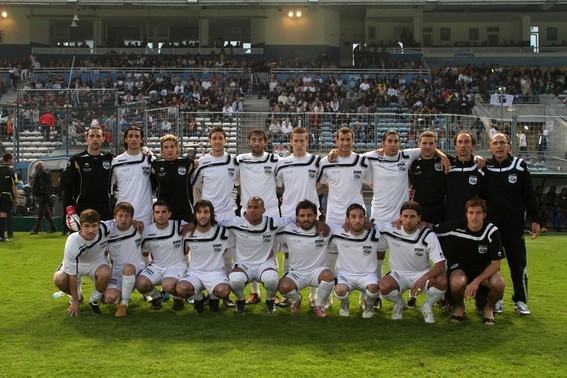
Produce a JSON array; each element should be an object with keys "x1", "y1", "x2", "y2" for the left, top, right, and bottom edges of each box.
[
  {"x1": 57, "y1": 258, "x2": 109, "y2": 282},
  {"x1": 233, "y1": 259, "x2": 277, "y2": 283},
  {"x1": 387, "y1": 269, "x2": 430, "y2": 293},
  {"x1": 283, "y1": 267, "x2": 328, "y2": 291},
  {"x1": 139, "y1": 262, "x2": 187, "y2": 285},
  {"x1": 179, "y1": 269, "x2": 229, "y2": 294},
  {"x1": 107, "y1": 262, "x2": 147, "y2": 290},
  {"x1": 336, "y1": 271, "x2": 378, "y2": 292}
]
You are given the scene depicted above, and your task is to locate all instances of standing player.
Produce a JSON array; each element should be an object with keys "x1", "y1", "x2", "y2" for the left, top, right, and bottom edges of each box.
[
  {"x1": 330, "y1": 204, "x2": 387, "y2": 319},
  {"x1": 136, "y1": 201, "x2": 188, "y2": 311},
  {"x1": 104, "y1": 202, "x2": 145, "y2": 318},
  {"x1": 111, "y1": 126, "x2": 154, "y2": 225},
  {"x1": 151, "y1": 134, "x2": 195, "y2": 222},
  {"x1": 275, "y1": 127, "x2": 322, "y2": 306},
  {"x1": 433, "y1": 198, "x2": 505, "y2": 325},
  {"x1": 176, "y1": 200, "x2": 234, "y2": 313},
  {"x1": 0, "y1": 153, "x2": 17, "y2": 241},
  {"x1": 191, "y1": 126, "x2": 239, "y2": 305},
  {"x1": 276, "y1": 200, "x2": 334, "y2": 318},
  {"x1": 223, "y1": 197, "x2": 293, "y2": 314},
  {"x1": 483, "y1": 133, "x2": 539, "y2": 316},
  {"x1": 52, "y1": 209, "x2": 112, "y2": 316},
  {"x1": 63, "y1": 125, "x2": 113, "y2": 230},
  {"x1": 378, "y1": 201, "x2": 447, "y2": 323},
  {"x1": 236, "y1": 129, "x2": 280, "y2": 305}
]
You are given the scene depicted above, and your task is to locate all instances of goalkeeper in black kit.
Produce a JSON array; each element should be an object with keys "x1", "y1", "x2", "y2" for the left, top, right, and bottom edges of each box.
[{"x1": 63, "y1": 126, "x2": 113, "y2": 231}]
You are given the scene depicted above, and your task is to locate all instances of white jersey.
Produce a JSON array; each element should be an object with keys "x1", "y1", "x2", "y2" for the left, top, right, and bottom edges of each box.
[
  {"x1": 104, "y1": 221, "x2": 143, "y2": 269},
  {"x1": 192, "y1": 152, "x2": 239, "y2": 216},
  {"x1": 236, "y1": 152, "x2": 279, "y2": 216},
  {"x1": 276, "y1": 153, "x2": 321, "y2": 218},
  {"x1": 379, "y1": 223, "x2": 445, "y2": 273},
  {"x1": 363, "y1": 148, "x2": 421, "y2": 222},
  {"x1": 275, "y1": 224, "x2": 330, "y2": 273},
  {"x1": 141, "y1": 220, "x2": 186, "y2": 269},
  {"x1": 111, "y1": 152, "x2": 154, "y2": 225},
  {"x1": 318, "y1": 152, "x2": 372, "y2": 225},
  {"x1": 222, "y1": 216, "x2": 293, "y2": 265},
  {"x1": 329, "y1": 228, "x2": 387, "y2": 275},
  {"x1": 62, "y1": 223, "x2": 110, "y2": 276},
  {"x1": 183, "y1": 225, "x2": 235, "y2": 272}
]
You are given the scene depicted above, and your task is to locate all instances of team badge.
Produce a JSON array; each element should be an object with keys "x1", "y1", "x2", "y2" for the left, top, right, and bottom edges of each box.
[
  {"x1": 85, "y1": 163, "x2": 90, "y2": 168},
  {"x1": 103, "y1": 161, "x2": 110, "y2": 169},
  {"x1": 435, "y1": 162, "x2": 443, "y2": 171},
  {"x1": 362, "y1": 246, "x2": 372, "y2": 256},
  {"x1": 173, "y1": 240, "x2": 181, "y2": 249},
  {"x1": 213, "y1": 244, "x2": 222, "y2": 253},
  {"x1": 414, "y1": 247, "x2": 424, "y2": 257},
  {"x1": 478, "y1": 245, "x2": 488, "y2": 254},
  {"x1": 263, "y1": 235, "x2": 271, "y2": 243},
  {"x1": 508, "y1": 174, "x2": 517, "y2": 184},
  {"x1": 397, "y1": 162, "x2": 406, "y2": 172},
  {"x1": 228, "y1": 168, "x2": 235, "y2": 178},
  {"x1": 135, "y1": 239, "x2": 141, "y2": 247},
  {"x1": 353, "y1": 170, "x2": 361, "y2": 179},
  {"x1": 308, "y1": 169, "x2": 316, "y2": 180},
  {"x1": 468, "y1": 175, "x2": 478, "y2": 185},
  {"x1": 160, "y1": 167, "x2": 165, "y2": 172},
  {"x1": 178, "y1": 166, "x2": 186, "y2": 175},
  {"x1": 264, "y1": 166, "x2": 272, "y2": 175},
  {"x1": 142, "y1": 167, "x2": 150, "y2": 176},
  {"x1": 315, "y1": 239, "x2": 324, "y2": 248}
]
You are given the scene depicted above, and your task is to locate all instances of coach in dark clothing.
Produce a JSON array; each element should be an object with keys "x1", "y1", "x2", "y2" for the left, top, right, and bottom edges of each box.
[
  {"x1": 31, "y1": 161, "x2": 57, "y2": 234},
  {"x1": 483, "y1": 133, "x2": 539, "y2": 316}
]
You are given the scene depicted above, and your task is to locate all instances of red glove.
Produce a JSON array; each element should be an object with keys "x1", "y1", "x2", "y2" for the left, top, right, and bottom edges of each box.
[{"x1": 66, "y1": 206, "x2": 81, "y2": 232}]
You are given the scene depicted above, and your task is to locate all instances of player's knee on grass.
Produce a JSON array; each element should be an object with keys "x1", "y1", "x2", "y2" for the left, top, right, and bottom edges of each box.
[
  {"x1": 334, "y1": 284, "x2": 349, "y2": 298},
  {"x1": 449, "y1": 270, "x2": 468, "y2": 292},
  {"x1": 260, "y1": 269, "x2": 279, "y2": 293},
  {"x1": 104, "y1": 288, "x2": 121, "y2": 304},
  {"x1": 229, "y1": 271, "x2": 247, "y2": 292},
  {"x1": 277, "y1": 277, "x2": 296, "y2": 295},
  {"x1": 487, "y1": 272, "x2": 505, "y2": 295},
  {"x1": 136, "y1": 276, "x2": 154, "y2": 294},
  {"x1": 53, "y1": 271, "x2": 70, "y2": 293},
  {"x1": 122, "y1": 263, "x2": 136, "y2": 276},
  {"x1": 176, "y1": 281, "x2": 195, "y2": 298},
  {"x1": 378, "y1": 275, "x2": 398, "y2": 295},
  {"x1": 213, "y1": 283, "x2": 230, "y2": 299},
  {"x1": 365, "y1": 285, "x2": 380, "y2": 298},
  {"x1": 431, "y1": 274, "x2": 448, "y2": 291},
  {"x1": 318, "y1": 269, "x2": 335, "y2": 283},
  {"x1": 161, "y1": 278, "x2": 178, "y2": 294}
]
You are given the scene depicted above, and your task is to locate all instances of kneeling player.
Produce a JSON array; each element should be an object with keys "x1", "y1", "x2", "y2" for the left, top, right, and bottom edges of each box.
[
  {"x1": 136, "y1": 201, "x2": 188, "y2": 311},
  {"x1": 53, "y1": 209, "x2": 111, "y2": 316},
  {"x1": 330, "y1": 204, "x2": 387, "y2": 319},
  {"x1": 276, "y1": 200, "x2": 335, "y2": 318},
  {"x1": 379, "y1": 201, "x2": 447, "y2": 323},
  {"x1": 434, "y1": 198, "x2": 505, "y2": 325},
  {"x1": 176, "y1": 200, "x2": 233, "y2": 313},
  {"x1": 104, "y1": 202, "x2": 146, "y2": 318}
]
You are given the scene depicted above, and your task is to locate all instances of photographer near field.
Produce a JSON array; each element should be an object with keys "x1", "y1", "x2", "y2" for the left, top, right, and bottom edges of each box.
[{"x1": 30, "y1": 161, "x2": 57, "y2": 234}]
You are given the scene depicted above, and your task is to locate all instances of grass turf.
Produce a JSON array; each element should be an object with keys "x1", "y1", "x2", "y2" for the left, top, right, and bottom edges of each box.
[{"x1": 0, "y1": 232, "x2": 566, "y2": 377}]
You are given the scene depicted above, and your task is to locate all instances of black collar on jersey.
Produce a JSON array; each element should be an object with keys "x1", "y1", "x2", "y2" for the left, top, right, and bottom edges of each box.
[
  {"x1": 381, "y1": 227, "x2": 432, "y2": 246},
  {"x1": 365, "y1": 150, "x2": 410, "y2": 163},
  {"x1": 236, "y1": 153, "x2": 278, "y2": 165},
  {"x1": 108, "y1": 226, "x2": 139, "y2": 244},
  {"x1": 142, "y1": 220, "x2": 182, "y2": 246},
  {"x1": 318, "y1": 154, "x2": 367, "y2": 180},
  {"x1": 184, "y1": 225, "x2": 229, "y2": 244},
  {"x1": 226, "y1": 217, "x2": 278, "y2": 233},
  {"x1": 275, "y1": 154, "x2": 320, "y2": 175},
  {"x1": 76, "y1": 222, "x2": 109, "y2": 258},
  {"x1": 111, "y1": 153, "x2": 152, "y2": 169},
  {"x1": 330, "y1": 228, "x2": 379, "y2": 242}
]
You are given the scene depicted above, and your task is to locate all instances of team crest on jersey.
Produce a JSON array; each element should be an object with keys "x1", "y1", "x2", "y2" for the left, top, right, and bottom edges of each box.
[
  {"x1": 103, "y1": 161, "x2": 110, "y2": 169},
  {"x1": 315, "y1": 239, "x2": 324, "y2": 248},
  {"x1": 135, "y1": 239, "x2": 141, "y2": 247},
  {"x1": 468, "y1": 175, "x2": 478, "y2": 185},
  {"x1": 478, "y1": 245, "x2": 488, "y2": 254},
  {"x1": 228, "y1": 168, "x2": 235, "y2": 178},
  {"x1": 173, "y1": 240, "x2": 181, "y2": 249},
  {"x1": 160, "y1": 167, "x2": 165, "y2": 173},
  {"x1": 435, "y1": 162, "x2": 443, "y2": 171},
  {"x1": 308, "y1": 170, "x2": 316, "y2": 180},
  {"x1": 263, "y1": 235, "x2": 271, "y2": 243},
  {"x1": 362, "y1": 246, "x2": 372, "y2": 256},
  {"x1": 178, "y1": 166, "x2": 187, "y2": 175},
  {"x1": 508, "y1": 174, "x2": 517, "y2": 184},
  {"x1": 213, "y1": 244, "x2": 222, "y2": 253},
  {"x1": 264, "y1": 166, "x2": 273, "y2": 175},
  {"x1": 414, "y1": 247, "x2": 424, "y2": 257},
  {"x1": 353, "y1": 170, "x2": 361, "y2": 179},
  {"x1": 142, "y1": 167, "x2": 150, "y2": 176},
  {"x1": 397, "y1": 162, "x2": 406, "y2": 172}
]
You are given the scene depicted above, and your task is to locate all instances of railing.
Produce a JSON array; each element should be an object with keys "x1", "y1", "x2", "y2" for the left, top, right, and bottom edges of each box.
[
  {"x1": 271, "y1": 67, "x2": 431, "y2": 79},
  {"x1": 31, "y1": 47, "x2": 264, "y2": 56}
]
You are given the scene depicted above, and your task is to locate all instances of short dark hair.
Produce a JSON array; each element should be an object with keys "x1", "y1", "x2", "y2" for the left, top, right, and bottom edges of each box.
[
  {"x1": 346, "y1": 203, "x2": 365, "y2": 218},
  {"x1": 153, "y1": 200, "x2": 171, "y2": 212},
  {"x1": 248, "y1": 129, "x2": 267, "y2": 141},
  {"x1": 400, "y1": 200, "x2": 421, "y2": 216},
  {"x1": 295, "y1": 200, "x2": 317, "y2": 217},
  {"x1": 2, "y1": 153, "x2": 13, "y2": 163},
  {"x1": 114, "y1": 202, "x2": 134, "y2": 217},
  {"x1": 465, "y1": 197, "x2": 487, "y2": 213},
  {"x1": 80, "y1": 209, "x2": 100, "y2": 225},
  {"x1": 382, "y1": 130, "x2": 400, "y2": 142},
  {"x1": 454, "y1": 130, "x2": 477, "y2": 147},
  {"x1": 208, "y1": 126, "x2": 226, "y2": 139}
]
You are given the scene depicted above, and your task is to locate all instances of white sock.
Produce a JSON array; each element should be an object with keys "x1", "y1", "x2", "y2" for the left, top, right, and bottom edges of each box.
[
  {"x1": 425, "y1": 286, "x2": 446, "y2": 307},
  {"x1": 317, "y1": 280, "x2": 334, "y2": 307},
  {"x1": 209, "y1": 293, "x2": 218, "y2": 300},
  {"x1": 229, "y1": 271, "x2": 247, "y2": 301},
  {"x1": 310, "y1": 286, "x2": 318, "y2": 299},
  {"x1": 382, "y1": 289, "x2": 404, "y2": 306},
  {"x1": 120, "y1": 274, "x2": 136, "y2": 305},
  {"x1": 90, "y1": 289, "x2": 103, "y2": 303},
  {"x1": 283, "y1": 256, "x2": 289, "y2": 274},
  {"x1": 284, "y1": 289, "x2": 300, "y2": 302},
  {"x1": 251, "y1": 281, "x2": 260, "y2": 295},
  {"x1": 190, "y1": 292, "x2": 205, "y2": 301}
]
